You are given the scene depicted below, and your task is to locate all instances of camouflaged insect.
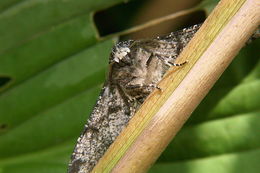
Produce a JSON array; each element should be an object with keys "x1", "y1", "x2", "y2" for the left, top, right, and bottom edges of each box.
[{"x1": 68, "y1": 24, "x2": 201, "y2": 173}]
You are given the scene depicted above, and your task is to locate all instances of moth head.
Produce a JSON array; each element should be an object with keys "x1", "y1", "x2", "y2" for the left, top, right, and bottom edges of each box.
[
  {"x1": 113, "y1": 46, "x2": 130, "y2": 63},
  {"x1": 110, "y1": 41, "x2": 133, "y2": 64}
]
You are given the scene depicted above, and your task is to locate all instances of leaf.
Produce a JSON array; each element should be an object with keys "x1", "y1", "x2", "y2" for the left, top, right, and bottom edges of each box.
[
  {"x1": 0, "y1": 0, "x2": 259, "y2": 173},
  {"x1": 0, "y1": 0, "x2": 122, "y2": 172},
  {"x1": 150, "y1": 148, "x2": 260, "y2": 173}
]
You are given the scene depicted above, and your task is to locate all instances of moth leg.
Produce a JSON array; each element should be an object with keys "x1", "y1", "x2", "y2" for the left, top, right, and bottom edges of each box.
[
  {"x1": 167, "y1": 60, "x2": 188, "y2": 66},
  {"x1": 246, "y1": 27, "x2": 259, "y2": 44},
  {"x1": 126, "y1": 83, "x2": 161, "y2": 90},
  {"x1": 156, "y1": 55, "x2": 188, "y2": 67}
]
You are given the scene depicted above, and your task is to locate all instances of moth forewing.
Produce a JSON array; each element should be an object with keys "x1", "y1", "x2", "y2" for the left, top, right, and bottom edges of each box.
[{"x1": 68, "y1": 24, "x2": 201, "y2": 173}]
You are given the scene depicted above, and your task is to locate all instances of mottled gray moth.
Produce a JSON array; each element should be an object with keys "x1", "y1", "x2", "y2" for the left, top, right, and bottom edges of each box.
[
  {"x1": 68, "y1": 24, "x2": 259, "y2": 173},
  {"x1": 67, "y1": 24, "x2": 200, "y2": 173}
]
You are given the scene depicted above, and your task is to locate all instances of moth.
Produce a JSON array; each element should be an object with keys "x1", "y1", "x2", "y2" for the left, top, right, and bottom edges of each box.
[{"x1": 67, "y1": 24, "x2": 201, "y2": 173}]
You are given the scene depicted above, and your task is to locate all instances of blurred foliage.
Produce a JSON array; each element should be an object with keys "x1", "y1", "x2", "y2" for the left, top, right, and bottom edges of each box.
[{"x1": 0, "y1": 0, "x2": 259, "y2": 173}]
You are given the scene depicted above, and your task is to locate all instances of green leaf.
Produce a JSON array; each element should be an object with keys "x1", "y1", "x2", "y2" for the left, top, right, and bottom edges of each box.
[
  {"x1": 0, "y1": 0, "x2": 122, "y2": 172},
  {"x1": 150, "y1": 148, "x2": 260, "y2": 173},
  {"x1": 0, "y1": 40, "x2": 113, "y2": 128},
  {"x1": 0, "y1": 0, "x2": 259, "y2": 173}
]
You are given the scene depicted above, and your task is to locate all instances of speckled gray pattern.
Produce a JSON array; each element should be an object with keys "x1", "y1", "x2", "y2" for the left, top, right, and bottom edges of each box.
[{"x1": 68, "y1": 24, "x2": 201, "y2": 173}]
